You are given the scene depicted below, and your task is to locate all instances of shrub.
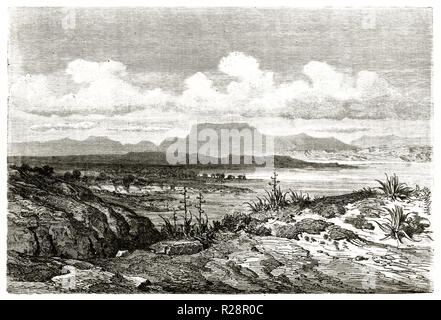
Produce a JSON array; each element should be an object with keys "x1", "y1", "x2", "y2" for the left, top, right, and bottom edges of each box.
[
  {"x1": 35, "y1": 165, "x2": 54, "y2": 177},
  {"x1": 376, "y1": 173, "x2": 413, "y2": 200},
  {"x1": 356, "y1": 187, "x2": 378, "y2": 198},
  {"x1": 217, "y1": 212, "x2": 251, "y2": 232},
  {"x1": 289, "y1": 190, "x2": 312, "y2": 209},
  {"x1": 122, "y1": 174, "x2": 135, "y2": 192},
  {"x1": 64, "y1": 171, "x2": 73, "y2": 180},
  {"x1": 96, "y1": 172, "x2": 108, "y2": 181},
  {"x1": 72, "y1": 169, "x2": 82, "y2": 180},
  {"x1": 245, "y1": 197, "x2": 270, "y2": 213}
]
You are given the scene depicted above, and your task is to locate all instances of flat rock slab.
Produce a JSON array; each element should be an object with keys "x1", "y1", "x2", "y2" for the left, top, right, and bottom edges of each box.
[{"x1": 150, "y1": 240, "x2": 203, "y2": 255}]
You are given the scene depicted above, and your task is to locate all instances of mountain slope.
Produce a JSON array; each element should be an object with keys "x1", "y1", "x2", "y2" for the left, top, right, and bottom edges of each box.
[
  {"x1": 351, "y1": 135, "x2": 430, "y2": 147},
  {"x1": 9, "y1": 136, "x2": 158, "y2": 156},
  {"x1": 274, "y1": 133, "x2": 357, "y2": 152}
]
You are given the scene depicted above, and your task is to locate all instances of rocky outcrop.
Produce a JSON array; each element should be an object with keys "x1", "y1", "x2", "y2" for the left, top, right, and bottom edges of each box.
[
  {"x1": 7, "y1": 171, "x2": 162, "y2": 259},
  {"x1": 150, "y1": 240, "x2": 203, "y2": 255},
  {"x1": 273, "y1": 219, "x2": 332, "y2": 240}
]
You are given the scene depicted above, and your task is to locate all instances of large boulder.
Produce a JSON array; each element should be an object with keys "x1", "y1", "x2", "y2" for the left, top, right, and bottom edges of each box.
[{"x1": 7, "y1": 172, "x2": 162, "y2": 259}]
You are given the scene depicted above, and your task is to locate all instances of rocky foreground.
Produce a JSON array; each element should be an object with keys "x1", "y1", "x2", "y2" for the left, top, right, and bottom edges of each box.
[{"x1": 7, "y1": 169, "x2": 433, "y2": 294}]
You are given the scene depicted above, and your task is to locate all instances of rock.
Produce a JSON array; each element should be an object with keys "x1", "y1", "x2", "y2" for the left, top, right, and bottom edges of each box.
[
  {"x1": 274, "y1": 219, "x2": 332, "y2": 240},
  {"x1": 327, "y1": 225, "x2": 358, "y2": 241},
  {"x1": 52, "y1": 266, "x2": 77, "y2": 291},
  {"x1": 246, "y1": 220, "x2": 272, "y2": 236},
  {"x1": 150, "y1": 240, "x2": 203, "y2": 255},
  {"x1": 344, "y1": 215, "x2": 375, "y2": 230},
  {"x1": 318, "y1": 204, "x2": 346, "y2": 218},
  {"x1": 116, "y1": 250, "x2": 130, "y2": 258},
  {"x1": 355, "y1": 256, "x2": 368, "y2": 261},
  {"x1": 7, "y1": 251, "x2": 63, "y2": 282},
  {"x1": 7, "y1": 174, "x2": 162, "y2": 259}
]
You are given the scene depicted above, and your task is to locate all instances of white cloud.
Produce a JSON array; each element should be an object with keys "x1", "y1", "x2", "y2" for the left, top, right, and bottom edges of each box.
[
  {"x1": 107, "y1": 125, "x2": 171, "y2": 132},
  {"x1": 66, "y1": 59, "x2": 127, "y2": 83},
  {"x1": 30, "y1": 121, "x2": 97, "y2": 132},
  {"x1": 10, "y1": 59, "x2": 173, "y2": 116},
  {"x1": 9, "y1": 53, "x2": 424, "y2": 122}
]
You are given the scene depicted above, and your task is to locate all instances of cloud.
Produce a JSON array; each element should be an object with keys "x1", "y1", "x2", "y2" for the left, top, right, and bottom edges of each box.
[
  {"x1": 107, "y1": 125, "x2": 171, "y2": 133},
  {"x1": 315, "y1": 127, "x2": 370, "y2": 134},
  {"x1": 10, "y1": 59, "x2": 173, "y2": 116},
  {"x1": 9, "y1": 54, "x2": 429, "y2": 121},
  {"x1": 30, "y1": 121, "x2": 97, "y2": 132}
]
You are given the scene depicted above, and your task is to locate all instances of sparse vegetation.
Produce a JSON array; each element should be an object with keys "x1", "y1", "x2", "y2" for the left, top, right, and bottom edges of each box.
[
  {"x1": 159, "y1": 189, "x2": 216, "y2": 248},
  {"x1": 289, "y1": 190, "x2": 312, "y2": 209},
  {"x1": 245, "y1": 170, "x2": 289, "y2": 213},
  {"x1": 374, "y1": 205, "x2": 418, "y2": 246},
  {"x1": 376, "y1": 173, "x2": 413, "y2": 200},
  {"x1": 356, "y1": 187, "x2": 378, "y2": 198},
  {"x1": 122, "y1": 174, "x2": 135, "y2": 192}
]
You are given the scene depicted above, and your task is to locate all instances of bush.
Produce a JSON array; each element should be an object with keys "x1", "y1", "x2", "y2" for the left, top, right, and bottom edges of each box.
[
  {"x1": 72, "y1": 169, "x2": 82, "y2": 180},
  {"x1": 289, "y1": 190, "x2": 312, "y2": 209},
  {"x1": 122, "y1": 174, "x2": 135, "y2": 192},
  {"x1": 64, "y1": 171, "x2": 73, "y2": 180},
  {"x1": 35, "y1": 165, "x2": 54, "y2": 177}
]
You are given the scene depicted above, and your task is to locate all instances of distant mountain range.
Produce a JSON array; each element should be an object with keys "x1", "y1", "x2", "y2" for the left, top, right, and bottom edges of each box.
[
  {"x1": 9, "y1": 136, "x2": 159, "y2": 157},
  {"x1": 351, "y1": 135, "x2": 431, "y2": 148},
  {"x1": 8, "y1": 123, "x2": 429, "y2": 157}
]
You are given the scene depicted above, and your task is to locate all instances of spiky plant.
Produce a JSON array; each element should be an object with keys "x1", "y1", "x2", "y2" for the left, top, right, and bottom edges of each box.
[
  {"x1": 376, "y1": 173, "x2": 413, "y2": 200},
  {"x1": 244, "y1": 170, "x2": 289, "y2": 213},
  {"x1": 356, "y1": 187, "x2": 378, "y2": 198},
  {"x1": 374, "y1": 205, "x2": 418, "y2": 246},
  {"x1": 289, "y1": 190, "x2": 312, "y2": 209},
  {"x1": 195, "y1": 192, "x2": 209, "y2": 234},
  {"x1": 159, "y1": 209, "x2": 179, "y2": 239},
  {"x1": 264, "y1": 187, "x2": 289, "y2": 211},
  {"x1": 244, "y1": 196, "x2": 270, "y2": 213}
]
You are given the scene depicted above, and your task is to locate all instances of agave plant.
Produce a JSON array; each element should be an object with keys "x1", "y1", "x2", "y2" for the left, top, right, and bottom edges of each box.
[
  {"x1": 376, "y1": 173, "x2": 413, "y2": 200},
  {"x1": 264, "y1": 186, "x2": 289, "y2": 211},
  {"x1": 374, "y1": 205, "x2": 419, "y2": 246}
]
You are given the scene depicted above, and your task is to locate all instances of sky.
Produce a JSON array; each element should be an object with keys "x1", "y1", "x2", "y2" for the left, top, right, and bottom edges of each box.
[{"x1": 8, "y1": 7, "x2": 433, "y2": 144}]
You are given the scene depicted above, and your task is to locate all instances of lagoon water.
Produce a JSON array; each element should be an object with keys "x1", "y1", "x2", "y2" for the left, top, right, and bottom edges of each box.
[
  {"x1": 199, "y1": 161, "x2": 433, "y2": 224},
  {"x1": 147, "y1": 161, "x2": 433, "y2": 226},
  {"x1": 244, "y1": 161, "x2": 433, "y2": 196}
]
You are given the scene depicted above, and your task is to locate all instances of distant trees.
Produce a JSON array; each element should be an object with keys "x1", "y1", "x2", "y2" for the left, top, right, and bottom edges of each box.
[
  {"x1": 72, "y1": 169, "x2": 82, "y2": 180},
  {"x1": 12, "y1": 163, "x2": 54, "y2": 177},
  {"x1": 96, "y1": 172, "x2": 108, "y2": 181},
  {"x1": 35, "y1": 165, "x2": 54, "y2": 177},
  {"x1": 63, "y1": 169, "x2": 81, "y2": 181},
  {"x1": 122, "y1": 174, "x2": 135, "y2": 192},
  {"x1": 64, "y1": 171, "x2": 73, "y2": 180}
]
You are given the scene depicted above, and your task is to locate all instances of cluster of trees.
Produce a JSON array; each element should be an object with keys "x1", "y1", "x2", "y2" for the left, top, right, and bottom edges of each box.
[
  {"x1": 63, "y1": 169, "x2": 82, "y2": 181},
  {"x1": 208, "y1": 173, "x2": 246, "y2": 180},
  {"x1": 12, "y1": 164, "x2": 54, "y2": 177}
]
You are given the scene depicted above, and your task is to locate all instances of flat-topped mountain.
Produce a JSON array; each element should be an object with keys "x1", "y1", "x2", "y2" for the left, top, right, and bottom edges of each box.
[
  {"x1": 9, "y1": 122, "x2": 356, "y2": 157},
  {"x1": 158, "y1": 123, "x2": 356, "y2": 155}
]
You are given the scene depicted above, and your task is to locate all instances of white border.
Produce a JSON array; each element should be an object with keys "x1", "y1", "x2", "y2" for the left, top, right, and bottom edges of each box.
[{"x1": 1, "y1": 0, "x2": 440, "y2": 300}]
